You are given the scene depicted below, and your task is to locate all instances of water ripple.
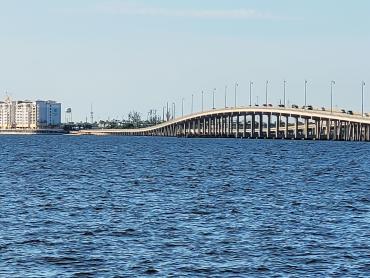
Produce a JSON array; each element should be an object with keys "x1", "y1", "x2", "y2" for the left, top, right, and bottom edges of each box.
[{"x1": 0, "y1": 136, "x2": 369, "y2": 277}]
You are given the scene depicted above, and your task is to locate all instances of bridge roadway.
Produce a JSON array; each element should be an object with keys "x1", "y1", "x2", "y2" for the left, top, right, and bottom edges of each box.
[{"x1": 79, "y1": 106, "x2": 370, "y2": 141}]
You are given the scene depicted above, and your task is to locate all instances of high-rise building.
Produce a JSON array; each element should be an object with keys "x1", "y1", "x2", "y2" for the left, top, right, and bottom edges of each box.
[{"x1": 0, "y1": 98, "x2": 62, "y2": 129}]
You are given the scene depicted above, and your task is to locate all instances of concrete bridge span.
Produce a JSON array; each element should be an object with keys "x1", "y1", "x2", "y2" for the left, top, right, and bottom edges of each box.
[{"x1": 79, "y1": 107, "x2": 370, "y2": 141}]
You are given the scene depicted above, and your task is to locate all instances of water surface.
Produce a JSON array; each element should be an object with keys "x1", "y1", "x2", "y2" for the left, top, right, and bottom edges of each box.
[{"x1": 0, "y1": 136, "x2": 369, "y2": 277}]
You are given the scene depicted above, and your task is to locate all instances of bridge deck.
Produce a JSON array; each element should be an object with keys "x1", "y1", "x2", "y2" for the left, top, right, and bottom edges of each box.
[{"x1": 77, "y1": 107, "x2": 370, "y2": 141}]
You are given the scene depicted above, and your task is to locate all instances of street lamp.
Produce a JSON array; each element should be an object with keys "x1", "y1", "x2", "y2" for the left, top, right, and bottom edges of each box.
[
  {"x1": 224, "y1": 85, "x2": 227, "y2": 108},
  {"x1": 166, "y1": 102, "x2": 169, "y2": 121},
  {"x1": 249, "y1": 81, "x2": 253, "y2": 107},
  {"x1": 283, "y1": 80, "x2": 286, "y2": 107},
  {"x1": 362, "y1": 81, "x2": 366, "y2": 117},
  {"x1": 234, "y1": 82, "x2": 238, "y2": 108},
  {"x1": 172, "y1": 102, "x2": 176, "y2": 119},
  {"x1": 330, "y1": 80, "x2": 335, "y2": 113},
  {"x1": 181, "y1": 98, "x2": 184, "y2": 117},
  {"x1": 265, "y1": 80, "x2": 269, "y2": 106},
  {"x1": 201, "y1": 91, "x2": 204, "y2": 112},
  {"x1": 304, "y1": 80, "x2": 307, "y2": 107},
  {"x1": 212, "y1": 88, "x2": 216, "y2": 109}
]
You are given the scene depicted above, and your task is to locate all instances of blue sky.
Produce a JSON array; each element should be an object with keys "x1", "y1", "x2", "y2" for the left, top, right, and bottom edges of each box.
[{"x1": 0, "y1": 0, "x2": 369, "y2": 121}]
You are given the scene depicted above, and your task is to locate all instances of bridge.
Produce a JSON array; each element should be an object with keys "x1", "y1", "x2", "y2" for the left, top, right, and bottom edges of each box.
[{"x1": 78, "y1": 106, "x2": 370, "y2": 141}]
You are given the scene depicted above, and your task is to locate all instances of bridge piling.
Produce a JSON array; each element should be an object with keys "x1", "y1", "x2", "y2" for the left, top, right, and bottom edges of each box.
[
  {"x1": 267, "y1": 114, "x2": 271, "y2": 139},
  {"x1": 276, "y1": 115, "x2": 280, "y2": 139},
  {"x1": 259, "y1": 114, "x2": 263, "y2": 138},
  {"x1": 294, "y1": 117, "x2": 299, "y2": 139},
  {"x1": 243, "y1": 114, "x2": 247, "y2": 138},
  {"x1": 236, "y1": 114, "x2": 240, "y2": 138}
]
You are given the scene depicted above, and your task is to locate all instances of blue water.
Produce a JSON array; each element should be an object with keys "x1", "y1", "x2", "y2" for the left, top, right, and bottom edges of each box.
[{"x1": 0, "y1": 136, "x2": 369, "y2": 277}]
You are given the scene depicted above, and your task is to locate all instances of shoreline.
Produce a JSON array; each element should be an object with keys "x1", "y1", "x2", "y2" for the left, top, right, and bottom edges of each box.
[{"x1": 0, "y1": 129, "x2": 67, "y2": 135}]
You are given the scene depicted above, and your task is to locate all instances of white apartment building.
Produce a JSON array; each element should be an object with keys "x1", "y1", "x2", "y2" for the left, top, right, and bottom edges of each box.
[
  {"x1": 0, "y1": 98, "x2": 62, "y2": 129},
  {"x1": 15, "y1": 101, "x2": 37, "y2": 128},
  {"x1": 0, "y1": 97, "x2": 14, "y2": 128}
]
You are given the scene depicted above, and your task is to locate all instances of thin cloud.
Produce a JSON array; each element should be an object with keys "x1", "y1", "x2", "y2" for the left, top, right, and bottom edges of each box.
[{"x1": 95, "y1": 2, "x2": 295, "y2": 20}]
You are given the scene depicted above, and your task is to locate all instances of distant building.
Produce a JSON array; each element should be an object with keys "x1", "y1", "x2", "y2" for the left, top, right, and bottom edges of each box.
[
  {"x1": 15, "y1": 100, "x2": 37, "y2": 128},
  {"x1": 0, "y1": 97, "x2": 62, "y2": 129},
  {"x1": 36, "y1": 100, "x2": 62, "y2": 127},
  {"x1": 0, "y1": 97, "x2": 14, "y2": 128}
]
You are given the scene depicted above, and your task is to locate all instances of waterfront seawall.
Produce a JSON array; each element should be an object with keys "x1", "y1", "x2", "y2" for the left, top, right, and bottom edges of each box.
[{"x1": 0, "y1": 129, "x2": 67, "y2": 135}]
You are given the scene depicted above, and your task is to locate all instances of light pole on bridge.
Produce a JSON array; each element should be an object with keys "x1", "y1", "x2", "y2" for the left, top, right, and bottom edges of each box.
[
  {"x1": 212, "y1": 88, "x2": 216, "y2": 109},
  {"x1": 249, "y1": 81, "x2": 253, "y2": 107},
  {"x1": 265, "y1": 80, "x2": 269, "y2": 106},
  {"x1": 362, "y1": 81, "x2": 366, "y2": 117},
  {"x1": 181, "y1": 98, "x2": 184, "y2": 117},
  {"x1": 201, "y1": 91, "x2": 204, "y2": 112},
  {"x1": 304, "y1": 80, "x2": 307, "y2": 107},
  {"x1": 224, "y1": 85, "x2": 227, "y2": 108},
  {"x1": 172, "y1": 102, "x2": 175, "y2": 120},
  {"x1": 166, "y1": 102, "x2": 169, "y2": 121},
  {"x1": 234, "y1": 82, "x2": 238, "y2": 108},
  {"x1": 283, "y1": 80, "x2": 286, "y2": 107},
  {"x1": 330, "y1": 80, "x2": 335, "y2": 114}
]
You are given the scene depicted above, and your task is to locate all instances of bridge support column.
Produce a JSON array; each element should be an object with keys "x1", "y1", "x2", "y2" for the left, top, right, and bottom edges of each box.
[
  {"x1": 220, "y1": 116, "x2": 224, "y2": 137},
  {"x1": 326, "y1": 120, "x2": 331, "y2": 140},
  {"x1": 243, "y1": 114, "x2": 246, "y2": 138},
  {"x1": 363, "y1": 124, "x2": 366, "y2": 141},
  {"x1": 230, "y1": 115, "x2": 234, "y2": 137},
  {"x1": 214, "y1": 117, "x2": 218, "y2": 137},
  {"x1": 347, "y1": 122, "x2": 350, "y2": 141},
  {"x1": 366, "y1": 124, "x2": 370, "y2": 141},
  {"x1": 259, "y1": 114, "x2": 263, "y2": 138},
  {"x1": 358, "y1": 123, "x2": 361, "y2": 141},
  {"x1": 342, "y1": 122, "x2": 346, "y2": 141},
  {"x1": 333, "y1": 120, "x2": 338, "y2": 140},
  {"x1": 267, "y1": 114, "x2": 271, "y2": 138},
  {"x1": 214, "y1": 117, "x2": 217, "y2": 137},
  {"x1": 221, "y1": 116, "x2": 224, "y2": 137},
  {"x1": 224, "y1": 116, "x2": 227, "y2": 137},
  {"x1": 285, "y1": 116, "x2": 289, "y2": 139},
  {"x1": 251, "y1": 114, "x2": 255, "y2": 138},
  {"x1": 215, "y1": 116, "x2": 220, "y2": 137},
  {"x1": 315, "y1": 120, "x2": 320, "y2": 140},
  {"x1": 207, "y1": 117, "x2": 210, "y2": 136},
  {"x1": 353, "y1": 123, "x2": 356, "y2": 141},
  {"x1": 294, "y1": 117, "x2": 299, "y2": 139},
  {"x1": 202, "y1": 118, "x2": 205, "y2": 136},
  {"x1": 305, "y1": 118, "x2": 309, "y2": 139},
  {"x1": 225, "y1": 116, "x2": 230, "y2": 137},
  {"x1": 236, "y1": 114, "x2": 240, "y2": 138},
  {"x1": 276, "y1": 115, "x2": 280, "y2": 139},
  {"x1": 360, "y1": 123, "x2": 363, "y2": 141},
  {"x1": 337, "y1": 121, "x2": 341, "y2": 140}
]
